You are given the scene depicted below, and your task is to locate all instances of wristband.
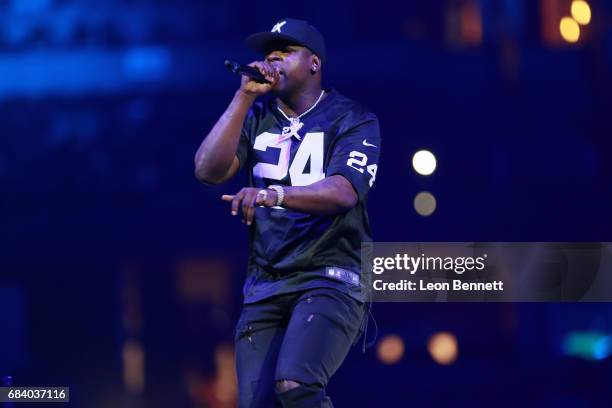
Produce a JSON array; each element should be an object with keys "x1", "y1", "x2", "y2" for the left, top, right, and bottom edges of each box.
[{"x1": 268, "y1": 185, "x2": 285, "y2": 206}]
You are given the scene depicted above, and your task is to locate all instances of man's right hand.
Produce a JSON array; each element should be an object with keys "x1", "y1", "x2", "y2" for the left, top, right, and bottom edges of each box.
[{"x1": 239, "y1": 61, "x2": 280, "y2": 96}]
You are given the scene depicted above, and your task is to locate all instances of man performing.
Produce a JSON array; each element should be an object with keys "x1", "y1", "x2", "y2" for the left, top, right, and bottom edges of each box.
[{"x1": 194, "y1": 18, "x2": 381, "y2": 408}]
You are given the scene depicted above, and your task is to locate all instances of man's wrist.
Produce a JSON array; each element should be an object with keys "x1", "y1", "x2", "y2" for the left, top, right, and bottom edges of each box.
[
  {"x1": 268, "y1": 185, "x2": 285, "y2": 206},
  {"x1": 235, "y1": 89, "x2": 257, "y2": 103}
]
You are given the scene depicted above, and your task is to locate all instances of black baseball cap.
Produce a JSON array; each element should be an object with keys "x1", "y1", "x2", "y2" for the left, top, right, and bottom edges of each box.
[{"x1": 245, "y1": 18, "x2": 326, "y2": 64}]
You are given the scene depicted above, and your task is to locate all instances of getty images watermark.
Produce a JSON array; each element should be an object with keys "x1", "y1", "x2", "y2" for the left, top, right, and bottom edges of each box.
[
  {"x1": 360, "y1": 242, "x2": 612, "y2": 302},
  {"x1": 371, "y1": 252, "x2": 504, "y2": 292}
]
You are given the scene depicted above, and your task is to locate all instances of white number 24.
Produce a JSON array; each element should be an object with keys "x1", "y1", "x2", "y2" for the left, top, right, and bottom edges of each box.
[
  {"x1": 347, "y1": 151, "x2": 377, "y2": 186},
  {"x1": 252, "y1": 132, "x2": 377, "y2": 188},
  {"x1": 253, "y1": 132, "x2": 324, "y2": 186}
]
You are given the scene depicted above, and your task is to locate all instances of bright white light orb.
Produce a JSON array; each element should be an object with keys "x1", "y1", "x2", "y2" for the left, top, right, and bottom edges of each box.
[{"x1": 412, "y1": 150, "x2": 437, "y2": 176}]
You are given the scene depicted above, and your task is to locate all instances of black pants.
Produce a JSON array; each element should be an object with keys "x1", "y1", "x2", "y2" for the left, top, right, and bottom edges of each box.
[{"x1": 234, "y1": 287, "x2": 366, "y2": 408}]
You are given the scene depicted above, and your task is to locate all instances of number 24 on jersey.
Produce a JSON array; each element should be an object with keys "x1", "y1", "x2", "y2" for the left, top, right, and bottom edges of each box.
[{"x1": 252, "y1": 131, "x2": 377, "y2": 187}]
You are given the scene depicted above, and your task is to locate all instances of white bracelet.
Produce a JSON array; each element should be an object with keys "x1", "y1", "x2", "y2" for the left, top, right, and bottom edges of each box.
[{"x1": 268, "y1": 185, "x2": 284, "y2": 206}]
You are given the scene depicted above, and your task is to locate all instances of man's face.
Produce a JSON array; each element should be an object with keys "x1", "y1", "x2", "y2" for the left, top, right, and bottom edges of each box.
[{"x1": 264, "y1": 41, "x2": 315, "y2": 93}]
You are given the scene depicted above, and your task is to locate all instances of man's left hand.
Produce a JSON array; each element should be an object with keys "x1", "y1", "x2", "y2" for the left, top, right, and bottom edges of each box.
[{"x1": 221, "y1": 187, "x2": 277, "y2": 226}]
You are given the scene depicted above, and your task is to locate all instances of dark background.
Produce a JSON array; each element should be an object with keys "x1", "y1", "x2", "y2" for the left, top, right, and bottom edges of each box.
[{"x1": 1, "y1": 0, "x2": 612, "y2": 407}]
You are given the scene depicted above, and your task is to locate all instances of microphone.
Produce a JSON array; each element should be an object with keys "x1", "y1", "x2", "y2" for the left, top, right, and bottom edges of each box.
[{"x1": 224, "y1": 60, "x2": 271, "y2": 84}]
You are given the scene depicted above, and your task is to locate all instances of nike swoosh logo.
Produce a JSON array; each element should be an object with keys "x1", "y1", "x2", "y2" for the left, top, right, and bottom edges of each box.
[{"x1": 362, "y1": 140, "x2": 377, "y2": 147}]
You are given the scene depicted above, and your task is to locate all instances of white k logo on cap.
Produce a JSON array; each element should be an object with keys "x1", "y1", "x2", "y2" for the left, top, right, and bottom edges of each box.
[{"x1": 271, "y1": 21, "x2": 287, "y2": 33}]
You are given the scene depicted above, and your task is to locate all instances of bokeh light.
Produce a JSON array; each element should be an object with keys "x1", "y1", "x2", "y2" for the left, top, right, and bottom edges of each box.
[
  {"x1": 122, "y1": 339, "x2": 145, "y2": 393},
  {"x1": 377, "y1": 334, "x2": 405, "y2": 365},
  {"x1": 571, "y1": 0, "x2": 591, "y2": 25},
  {"x1": 412, "y1": 150, "x2": 437, "y2": 175},
  {"x1": 428, "y1": 332, "x2": 458, "y2": 365},
  {"x1": 414, "y1": 192, "x2": 437, "y2": 216},
  {"x1": 563, "y1": 332, "x2": 612, "y2": 361},
  {"x1": 559, "y1": 17, "x2": 580, "y2": 43}
]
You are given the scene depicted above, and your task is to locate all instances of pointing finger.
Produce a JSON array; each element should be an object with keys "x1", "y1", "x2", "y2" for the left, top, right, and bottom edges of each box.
[{"x1": 231, "y1": 190, "x2": 245, "y2": 216}]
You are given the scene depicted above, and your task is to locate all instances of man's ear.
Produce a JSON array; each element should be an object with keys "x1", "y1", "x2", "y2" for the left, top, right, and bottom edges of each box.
[{"x1": 310, "y1": 54, "x2": 321, "y2": 74}]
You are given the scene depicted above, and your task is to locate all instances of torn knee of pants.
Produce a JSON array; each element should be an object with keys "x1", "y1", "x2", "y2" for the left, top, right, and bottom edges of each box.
[
  {"x1": 275, "y1": 381, "x2": 328, "y2": 407},
  {"x1": 275, "y1": 379, "x2": 302, "y2": 393}
]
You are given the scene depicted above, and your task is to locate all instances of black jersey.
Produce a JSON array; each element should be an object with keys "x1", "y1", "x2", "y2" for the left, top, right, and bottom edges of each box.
[{"x1": 236, "y1": 89, "x2": 381, "y2": 304}]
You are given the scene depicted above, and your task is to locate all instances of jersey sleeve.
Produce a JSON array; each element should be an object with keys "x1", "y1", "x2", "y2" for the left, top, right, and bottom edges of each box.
[
  {"x1": 326, "y1": 114, "x2": 381, "y2": 201},
  {"x1": 235, "y1": 126, "x2": 250, "y2": 171},
  {"x1": 235, "y1": 109, "x2": 255, "y2": 171}
]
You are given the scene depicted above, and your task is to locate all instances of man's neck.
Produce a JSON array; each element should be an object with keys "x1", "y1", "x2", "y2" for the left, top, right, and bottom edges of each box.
[{"x1": 276, "y1": 85, "x2": 324, "y2": 117}]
